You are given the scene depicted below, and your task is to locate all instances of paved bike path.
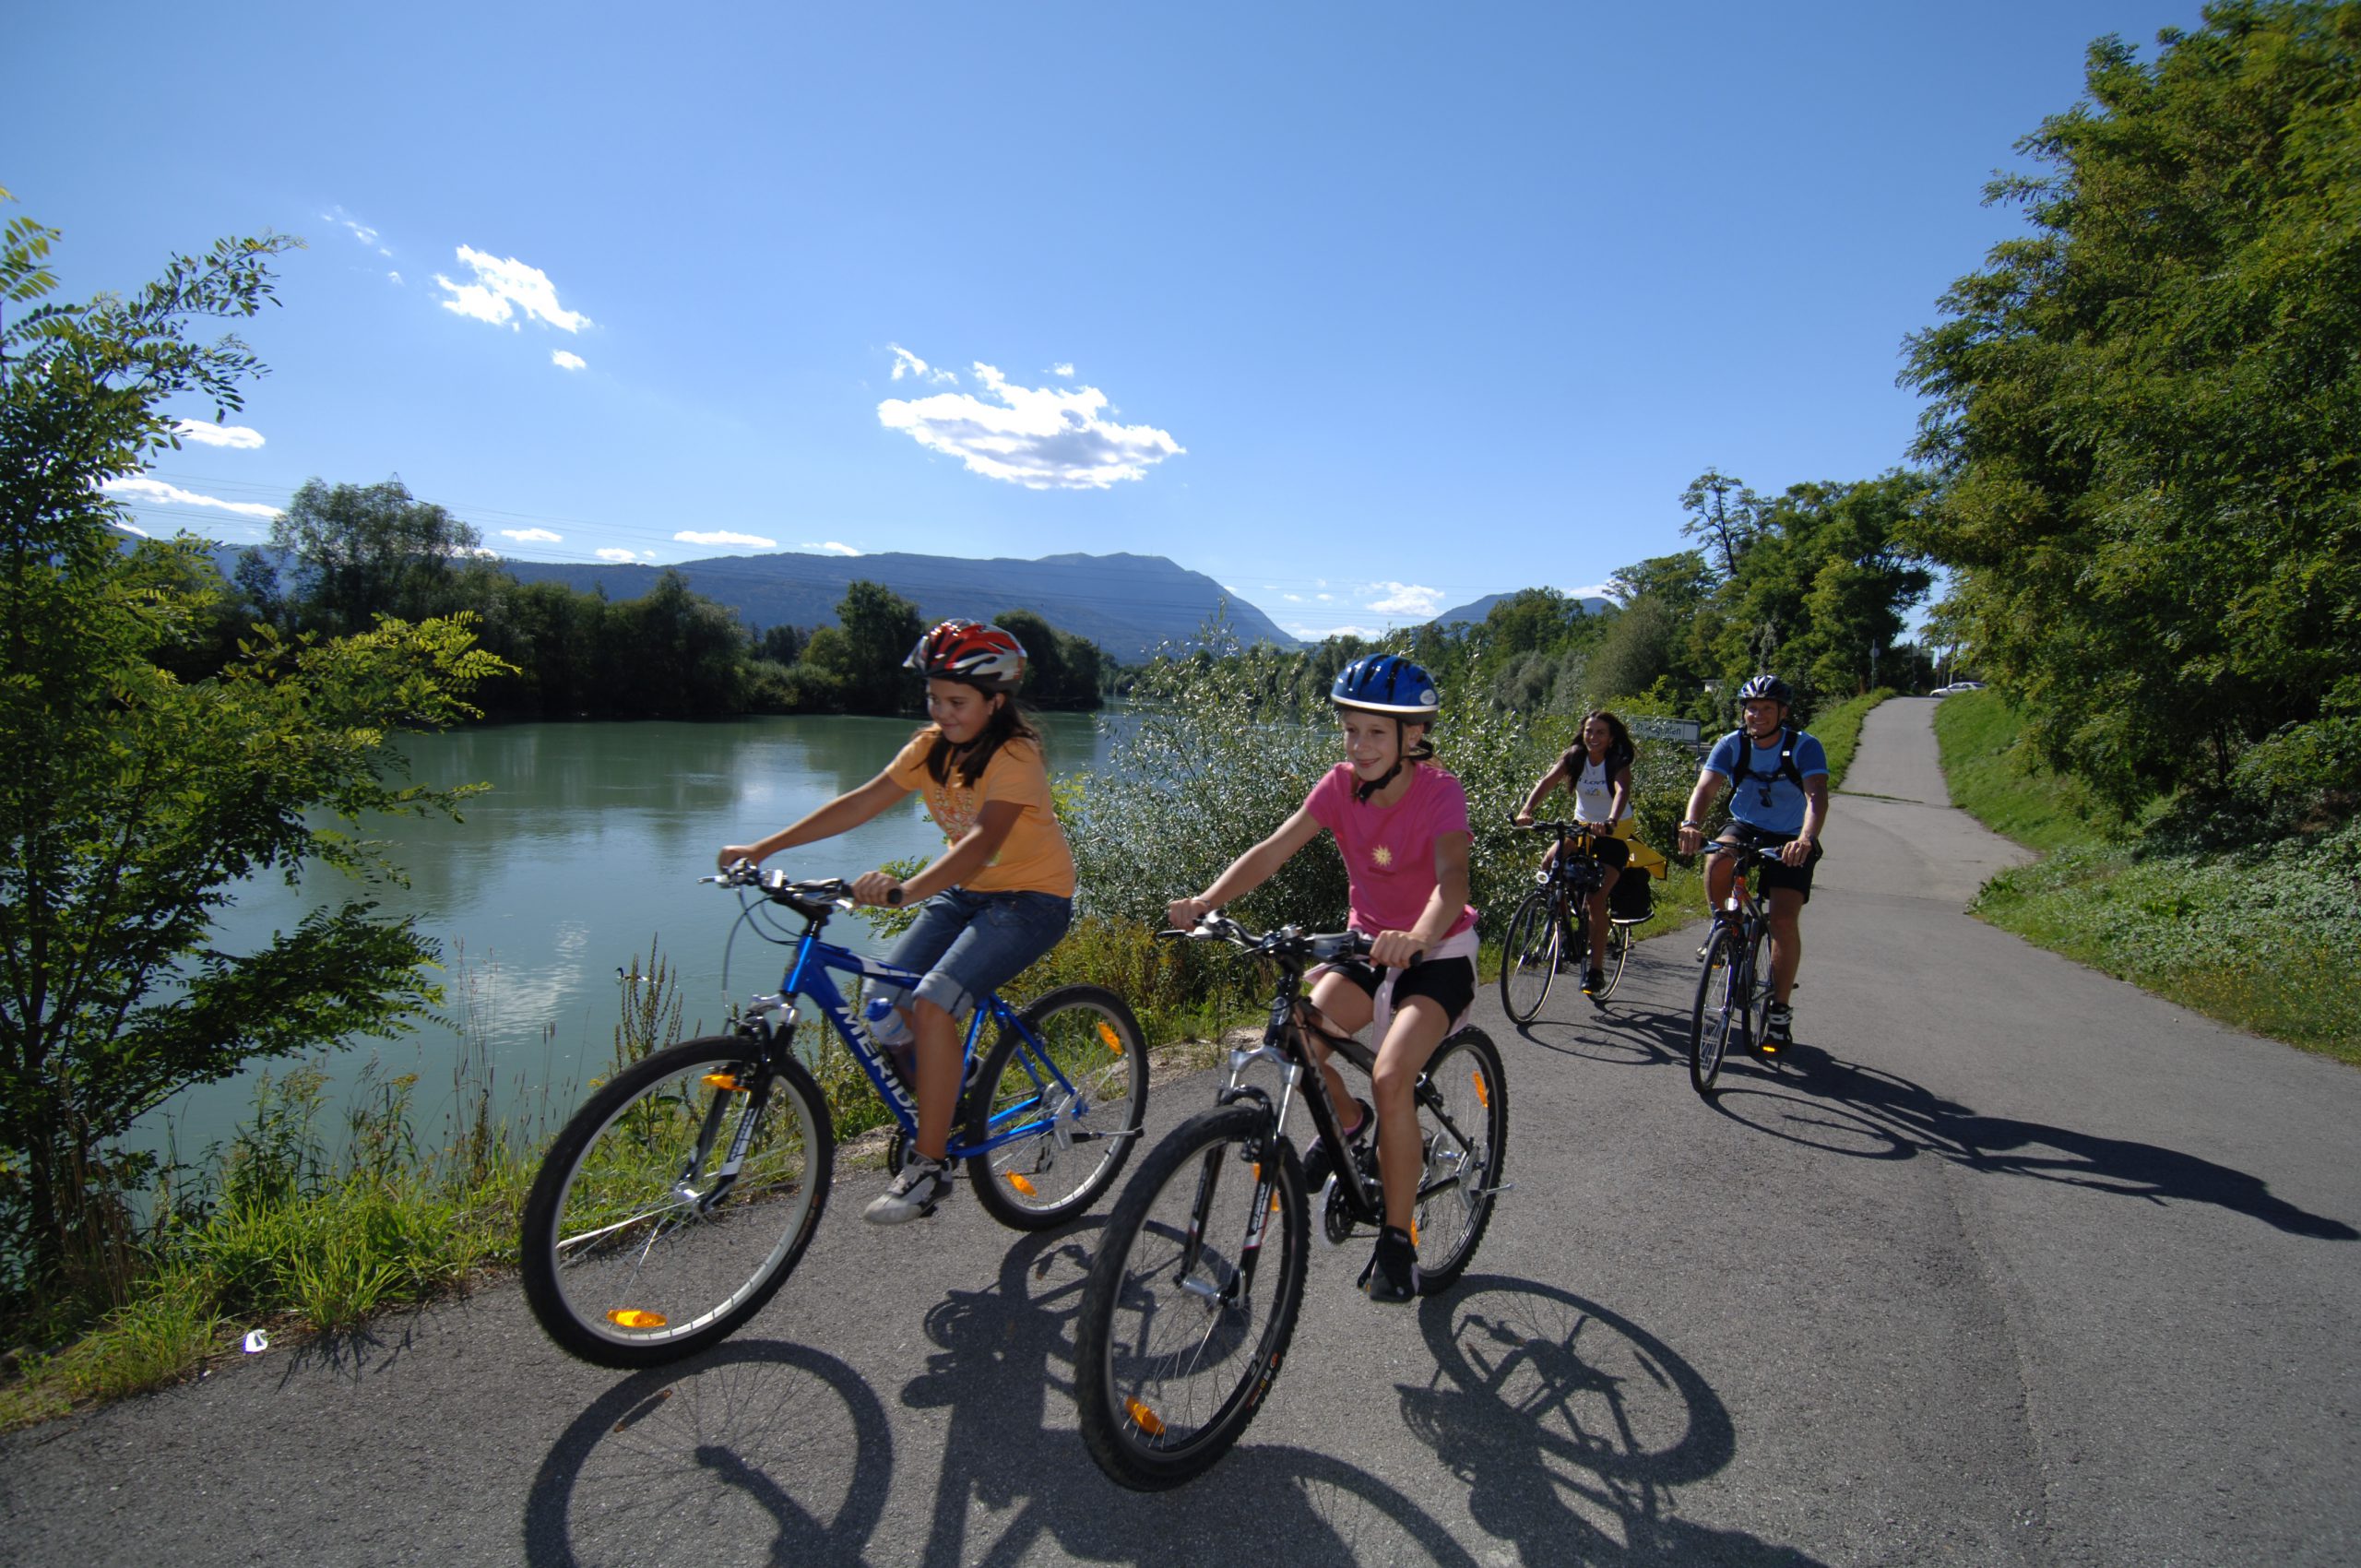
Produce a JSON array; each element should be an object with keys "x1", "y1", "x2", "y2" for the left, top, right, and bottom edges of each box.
[{"x1": 4, "y1": 698, "x2": 2355, "y2": 1565}]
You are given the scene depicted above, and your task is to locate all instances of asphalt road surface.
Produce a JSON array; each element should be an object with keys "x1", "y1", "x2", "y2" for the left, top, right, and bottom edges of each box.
[{"x1": 6, "y1": 698, "x2": 2355, "y2": 1566}]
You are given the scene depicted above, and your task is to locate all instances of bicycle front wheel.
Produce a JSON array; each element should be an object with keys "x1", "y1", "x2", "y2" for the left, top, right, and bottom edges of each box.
[
  {"x1": 520, "y1": 1037, "x2": 832, "y2": 1368},
  {"x1": 1688, "y1": 927, "x2": 1744, "y2": 1098},
  {"x1": 965, "y1": 984, "x2": 1149, "y2": 1229},
  {"x1": 1411, "y1": 1028, "x2": 1508, "y2": 1291},
  {"x1": 1074, "y1": 1106, "x2": 1309, "y2": 1491},
  {"x1": 1746, "y1": 927, "x2": 1778, "y2": 1057},
  {"x1": 1498, "y1": 887, "x2": 1560, "y2": 1024}
]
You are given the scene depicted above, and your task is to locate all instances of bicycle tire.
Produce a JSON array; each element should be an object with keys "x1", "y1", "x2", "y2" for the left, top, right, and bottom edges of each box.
[
  {"x1": 1410, "y1": 1027, "x2": 1507, "y2": 1291},
  {"x1": 520, "y1": 1036, "x2": 832, "y2": 1368},
  {"x1": 1598, "y1": 916, "x2": 1632, "y2": 1000},
  {"x1": 1074, "y1": 1105, "x2": 1309, "y2": 1491},
  {"x1": 1688, "y1": 926, "x2": 1743, "y2": 1098},
  {"x1": 1746, "y1": 927, "x2": 1777, "y2": 1057},
  {"x1": 1497, "y1": 887, "x2": 1560, "y2": 1024},
  {"x1": 963, "y1": 983, "x2": 1149, "y2": 1229}
]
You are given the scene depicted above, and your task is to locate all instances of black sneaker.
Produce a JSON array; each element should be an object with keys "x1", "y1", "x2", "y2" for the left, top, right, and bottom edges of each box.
[
  {"x1": 1763, "y1": 1003, "x2": 1793, "y2": 1050},
  {"x1": 1358, "y1": 1225, "x2": 1420, "y2": 1303},
  {"x1": 1301, "y1": 1097, "x2": 1372, "y2": 1194},
  {"x1": 1582, "y1": 967, "x2": 1606, "y2": 996}
]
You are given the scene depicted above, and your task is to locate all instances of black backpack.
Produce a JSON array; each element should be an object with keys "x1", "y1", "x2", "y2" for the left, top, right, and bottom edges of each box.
[{"x1": 1723, "y1": 725, "x2": 1807, "y2": 795}]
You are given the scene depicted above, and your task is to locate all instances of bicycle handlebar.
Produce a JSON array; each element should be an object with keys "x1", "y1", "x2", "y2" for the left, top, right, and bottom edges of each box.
[{"x1": 1158, "y1": 912, "x2": 1390, "y2": 968}]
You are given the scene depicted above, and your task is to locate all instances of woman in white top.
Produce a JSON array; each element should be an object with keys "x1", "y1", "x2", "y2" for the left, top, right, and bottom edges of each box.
[{"x1": 1513, "y1": 709, "x2": 1636, "y2": 996}]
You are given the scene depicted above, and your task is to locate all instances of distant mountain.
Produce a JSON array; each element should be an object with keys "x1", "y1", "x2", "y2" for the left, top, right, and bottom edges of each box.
[
  {"x1": 494, "y1": 550, "x2": 1297, "y2": 664},
  {"x1": 1430, "y1": 589, "x2": 1613, "y2": 626}
]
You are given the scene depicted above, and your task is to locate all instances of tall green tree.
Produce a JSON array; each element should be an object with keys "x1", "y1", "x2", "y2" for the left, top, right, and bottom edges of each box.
[
  {"x1": 811, "y1": 580, "x2": 923, "y2": 715},
  {"x1": 0, "y1": 201, "x2": 505, "y2": 1306},
  {"x1": 270, "y1": 476, "x2": 505, "y2": 635},
  {"x1": 1903, "y1": 1, "x2": 2361, "y2": 808}
]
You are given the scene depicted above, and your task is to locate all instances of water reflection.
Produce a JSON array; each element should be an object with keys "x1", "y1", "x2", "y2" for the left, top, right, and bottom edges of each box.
[{"x1": 147, "y1": 710, "x2": 1118, "y2": 1157}]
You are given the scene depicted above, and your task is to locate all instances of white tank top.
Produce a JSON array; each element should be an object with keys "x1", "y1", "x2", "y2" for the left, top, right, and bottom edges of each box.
[{"x1": 1572, "y1": 752, "x2": 1632, "y2": 826}]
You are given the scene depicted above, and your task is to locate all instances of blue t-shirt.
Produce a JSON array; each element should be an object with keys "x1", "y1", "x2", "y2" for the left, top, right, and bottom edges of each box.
[{"x1": 1703, "y1": 728, "x2": 1829, "y2": 836}]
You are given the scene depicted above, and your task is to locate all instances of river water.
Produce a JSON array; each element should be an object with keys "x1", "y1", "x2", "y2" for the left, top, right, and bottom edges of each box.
[{"x1": 149, "y1": 710, "x2": 1121, "y2": 1158}]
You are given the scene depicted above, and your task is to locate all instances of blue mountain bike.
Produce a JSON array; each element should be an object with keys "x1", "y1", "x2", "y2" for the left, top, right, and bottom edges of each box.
[{"x1": 520, "y1": 866, "x2": 1147, "y2": 1367}]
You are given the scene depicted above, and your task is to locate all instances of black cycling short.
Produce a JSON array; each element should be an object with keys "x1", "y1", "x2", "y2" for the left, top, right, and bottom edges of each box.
[
  {"x1": 1720, "y1": 825, "x2": 1824, "y2": 902},
  {"x1": 1323, "y1": 951, "x2": 1477, "y2": 1022}
]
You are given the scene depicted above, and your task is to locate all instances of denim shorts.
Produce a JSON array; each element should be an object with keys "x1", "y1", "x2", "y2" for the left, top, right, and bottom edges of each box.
[{"x1": 871, "y1": 886, "x2": 1074, "y2": 1027}]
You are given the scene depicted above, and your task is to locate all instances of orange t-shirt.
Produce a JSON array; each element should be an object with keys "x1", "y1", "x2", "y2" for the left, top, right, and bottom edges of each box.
[{"x1": 885, "y1": 731, "x2": 1076, "y2": 898}]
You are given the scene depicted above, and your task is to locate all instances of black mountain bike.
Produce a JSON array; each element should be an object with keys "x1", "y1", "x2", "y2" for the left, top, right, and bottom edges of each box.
[
  {"x1": 1687, "y1": 841, "x2": 1791, "y2": 1097},
  {"x1": 1073, "y1": 914, "x2": 1509, "y2": 1491},
  {"x1": 1499, "y1": 820, "x2": 1632, "y2": 1021}
]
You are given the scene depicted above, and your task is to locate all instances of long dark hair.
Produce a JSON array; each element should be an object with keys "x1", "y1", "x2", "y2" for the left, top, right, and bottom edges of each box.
[
  {"x1": 1568, "y1": 708, "x2": 1636, "y2": 775},
  {"x1": 921, "y1": 689, "x2": 1044, "y2": 788}
]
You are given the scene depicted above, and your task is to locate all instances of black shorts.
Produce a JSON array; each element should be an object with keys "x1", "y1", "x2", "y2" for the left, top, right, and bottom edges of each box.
[
  {"x1": 1721, "y1": 825, "x2": 1823, "y2": 902},
  {"x1": 1324, "y1": 951, "x2": 1477, "y2": 1021}
]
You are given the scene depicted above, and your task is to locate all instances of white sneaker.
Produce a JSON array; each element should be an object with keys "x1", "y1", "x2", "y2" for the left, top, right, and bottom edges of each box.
[{"x1": 864, "y1": 1152, "x2": 953, "y2": 1224}]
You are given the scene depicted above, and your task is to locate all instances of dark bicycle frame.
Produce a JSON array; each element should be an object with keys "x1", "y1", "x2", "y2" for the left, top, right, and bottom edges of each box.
[{"x1": 1167, "y1": 918, "x2": 1493, "y2": 1286}]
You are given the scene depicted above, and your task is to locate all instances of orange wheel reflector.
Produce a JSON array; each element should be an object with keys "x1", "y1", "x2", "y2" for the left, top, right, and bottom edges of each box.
[
  {"x1": 1471, "y1": 1071, "x2": 1489, "y2": 1109},
  {"x1": 701, "y1": 1073, "x2": 744, "y2": 1092},
  {"x1": 1270, "y1": 1191, "x2": 1281, "y2": 1214},
  {"x1": 607, "y1": 1308, "x2": 669, "y2": 1330},
  {"x1": 1125, "y1": 1397, "x2": 1168, "y2": 1437},
  {"x1": 1005, "y1": 1172, "x2": 1038, "y2": 1195},
  {"x1": 1410, "y1": 1221, "x2": 1419, "y2": 1245},
  {"x1": 1097, "y1": 1021, "x2": 1123, "y2": 1053}
]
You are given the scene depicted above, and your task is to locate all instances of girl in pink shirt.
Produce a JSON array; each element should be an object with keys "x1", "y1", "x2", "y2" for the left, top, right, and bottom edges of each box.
[{"x1": 1166, "y1": 655, "x2": 1477, "y2": 1303}]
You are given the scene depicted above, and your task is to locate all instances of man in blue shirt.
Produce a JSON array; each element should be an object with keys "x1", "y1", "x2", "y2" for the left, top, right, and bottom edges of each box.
[{"x1": 1675, "y1": 674, "x2": 1830, "y2": 1047}]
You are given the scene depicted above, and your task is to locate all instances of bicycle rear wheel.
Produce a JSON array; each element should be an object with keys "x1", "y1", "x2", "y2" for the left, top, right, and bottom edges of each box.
[
  {"x1": 1498, "y1": 887, "x2": 1560, "y2": 1024},
  {"x1": 1688, "y1": 927, "x2": 1745, "y2": 1099},
  {"x1": 1074, "y1": 1105, "x2": 1308, "y2": 1491},
  {"x1": 964, "y1": 984, "x2": 1149, "y2": 1229},
  {"x1": 1598, "y1": 918, "x2": 1633, "y2": 1001},
  {"x1": 1410, "y1": 1028, "x2": 1507, "y2": 1291},
  {"x1": 521, "y1": 1037, "x2": 832, "y2": 1368}
]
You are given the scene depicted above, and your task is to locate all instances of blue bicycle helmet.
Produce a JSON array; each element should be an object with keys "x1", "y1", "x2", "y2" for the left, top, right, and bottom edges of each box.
[
  {"x1": 1737, "y1": 673, "x2": 1794, "y2": 707},
  {"x1": 1331, "y1": 654, "x2": 1440, "y2": 719}
]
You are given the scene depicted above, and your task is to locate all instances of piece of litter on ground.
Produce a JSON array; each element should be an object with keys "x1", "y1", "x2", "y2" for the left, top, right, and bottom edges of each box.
[{"x1": 242, "y1": 1329, "x2": 269, "y2": 1354}]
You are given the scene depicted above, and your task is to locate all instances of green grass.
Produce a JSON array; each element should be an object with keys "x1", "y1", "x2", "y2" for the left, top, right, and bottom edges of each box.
[
  {"x1": 1930, "y1": 688, "x2": 2121, "y2": 852},
  {"x1": 1931, "y1": 689, "x2": 2361, "y2": 1066}
]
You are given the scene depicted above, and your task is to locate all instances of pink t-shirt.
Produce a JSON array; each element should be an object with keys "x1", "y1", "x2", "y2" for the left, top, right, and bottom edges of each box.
[{"x1": 1304, "y1": 762, "x2": 1478, "y2": 941}]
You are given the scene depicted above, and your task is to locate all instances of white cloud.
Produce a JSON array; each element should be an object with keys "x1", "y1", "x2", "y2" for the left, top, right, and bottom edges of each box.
[
  {"x1": 877, "y1": 360, "x2": 1182, "y2": 491},
  {"x1": 888, "y1": 345, "x2": 957, "y2": 385},
  {"x1": 595, "y1": 548, "x2": 641, "y2": 564},
  {"x1": 552, "y1": 350, "x2": 587, "y2": 372},
  {"x1": 1570, "y1": 581, "x2": 1617, "y2": 600},
  {"x1": 1317, "y1": 593, "x2": 1334, "y2": 601},
  {"x1": 459, "y1": 546, "x2": 500, "y2": 559},
  {"x1": 801, "y1": 540, "x2": 861, "y2": 556},
  {"x1": 1283, "y1": 594, "x2": 1303, "y2": 602},
  {"x1": 113, "y1": 518, "x2": 151, "y2": 539},
  {"x1": 501, "y1": 528, "x2": 563, "y2": 543},
  {"x1": 1291, "y1": 623, "x2": 1383, "y2": 641},
  {"x1": 1050, "y1": 362, "x2": 1074, "y2": 378},
  {"x1": 172, "y1": 420, "x2": 264, "y2": 449},
  {"x1": 101, "y1": 475, "x2": 283, "y2": 520},
  {"x1": 675, "y1": 529, "x2": 777, "y2": 549},
  {"x1": 1366, "y1": 582, "x2": 1445, "y2": 617},
  {"x1": 434, "y1": 246, "x2": 590, "y2": 332},
  {"x1": 387, "y1": 270, "x2": 403, "y2": 286}
]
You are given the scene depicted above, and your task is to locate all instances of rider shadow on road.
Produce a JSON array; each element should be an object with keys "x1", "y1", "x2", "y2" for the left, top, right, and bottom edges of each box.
[
  {"x1": 1711, "y1": 1044, "x2": 2357, "y2": 1241},
  {"x1": 897, "y1": 1226, "x2": 1507, "y2": 1568},
  {"x1": 1401, "y1": 1273, "x2": 1828, "y2": 1567}
]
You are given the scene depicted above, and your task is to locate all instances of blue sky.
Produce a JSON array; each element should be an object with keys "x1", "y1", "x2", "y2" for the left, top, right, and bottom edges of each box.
[{"x1": 13, "y1": 0, "x2": 2191, "y2": 641}]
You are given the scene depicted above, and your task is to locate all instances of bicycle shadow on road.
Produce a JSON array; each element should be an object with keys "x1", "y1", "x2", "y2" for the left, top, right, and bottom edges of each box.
[
  {"x1": 520, "y1": 1338, "x2": 895, "y2": 1567},
  {"x1": 1401, "y1": 1273, "x2": 1828, "y2": 1566},
  {"x1": 1503, "y1": 957, "x2": 1693, "y2": 1069},
  {"x1": 1703, "y1": 1046, "x2": 2358, "y2": 1241},
  {"x1": 895, "y1": 1225, "x2": 1499, "y2": 1568}
]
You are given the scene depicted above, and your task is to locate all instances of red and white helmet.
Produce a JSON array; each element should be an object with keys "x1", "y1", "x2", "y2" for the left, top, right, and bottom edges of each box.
[{"x1": 906, "y1": 619, "x2": 1027, "y2": 693}]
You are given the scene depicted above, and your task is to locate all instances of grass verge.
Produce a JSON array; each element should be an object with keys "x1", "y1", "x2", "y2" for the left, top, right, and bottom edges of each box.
[{"x1": 1932, "y1": 689, "x2": 2360, "y2": 1065}]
